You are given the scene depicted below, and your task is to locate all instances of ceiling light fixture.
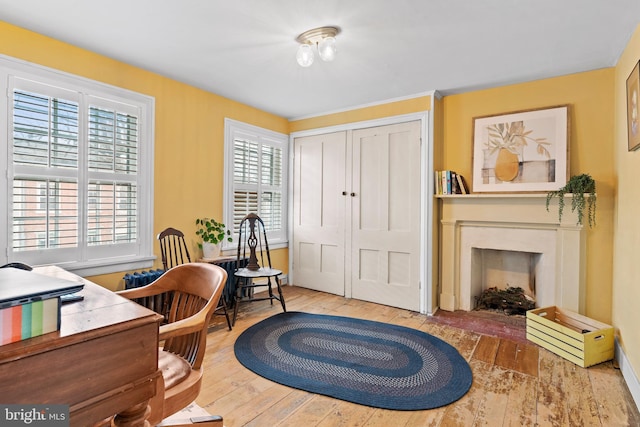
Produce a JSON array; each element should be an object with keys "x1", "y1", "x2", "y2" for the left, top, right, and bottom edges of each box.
[{"x1": 295, "y1": 26, "x2": 341, "y2": 67}]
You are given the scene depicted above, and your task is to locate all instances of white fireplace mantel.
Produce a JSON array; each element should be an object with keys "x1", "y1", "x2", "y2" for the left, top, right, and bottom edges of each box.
[{"x1": 438, "y1": 193, "x2": 586, "y2": 313}]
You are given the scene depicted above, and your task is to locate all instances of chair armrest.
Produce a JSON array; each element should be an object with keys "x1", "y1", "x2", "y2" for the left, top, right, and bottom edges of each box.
[
  {"x1": 118, "y1": 286, "x2": 153, "y2": 300},
  {"x1": 158, "y1": 307, "x2": 210, "y2": 341},
  {"x1": 117, "y1": 280, "x2": 169, "y2": 300}
]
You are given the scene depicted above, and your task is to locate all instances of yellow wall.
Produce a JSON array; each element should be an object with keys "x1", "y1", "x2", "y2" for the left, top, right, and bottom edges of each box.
[
  {"x1": 613, "y1": 24, "x2": 640, "y2": 383},
  {"x1": 442, "y1": 68, "x2": 616, "y2": 323},
  {"x1": 0, "y1": 21, "x2": 289, "y2": 290}
]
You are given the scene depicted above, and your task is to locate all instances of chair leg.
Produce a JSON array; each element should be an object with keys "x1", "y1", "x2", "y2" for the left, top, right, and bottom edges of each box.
[
  {"x1": 220, "y1": 298, "x2": 232, "y2": 331},
  {"x1": 232, "y1": 277, "x2": 242, "y2": 326},
  {"x1": 275, "y1": 276, "x2": 286, "y2": 312},
  {"x1": 267, "y1": 277, "x2": 274, "y2": 305}
]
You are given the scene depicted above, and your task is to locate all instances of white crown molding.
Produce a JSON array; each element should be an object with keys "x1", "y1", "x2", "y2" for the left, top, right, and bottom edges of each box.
[{"x1": 289, "y1": 90, "x2": 437, "y2": 122}]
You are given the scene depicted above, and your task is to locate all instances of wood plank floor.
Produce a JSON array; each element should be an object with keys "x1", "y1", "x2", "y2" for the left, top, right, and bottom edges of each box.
[{"x1": 197, "y1": 285, "x2": 640, "y2": 426}]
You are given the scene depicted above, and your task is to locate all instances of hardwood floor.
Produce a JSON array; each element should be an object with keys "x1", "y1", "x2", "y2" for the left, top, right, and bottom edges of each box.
[{"x1": 197, "y1": 285, "x2": 640, "y2": 426}]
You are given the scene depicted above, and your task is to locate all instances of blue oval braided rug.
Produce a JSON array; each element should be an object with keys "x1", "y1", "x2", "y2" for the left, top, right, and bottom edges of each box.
[{"x1": 234, "y1": 311, "x2": 473, "y2": 410}]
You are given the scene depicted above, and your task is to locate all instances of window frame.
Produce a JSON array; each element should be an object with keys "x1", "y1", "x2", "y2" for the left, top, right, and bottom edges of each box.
[
  {"x1": 0, "y1": 54, "x2": 155, "y2": 276},
  {"x1": 223, "y1": 119, "x2": 288, "y2": 252}
]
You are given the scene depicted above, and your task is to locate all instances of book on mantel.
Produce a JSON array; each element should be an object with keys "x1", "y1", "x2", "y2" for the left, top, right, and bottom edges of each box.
[{"x1": 435, "y1": 170, "x2": 468, "y2": 195}]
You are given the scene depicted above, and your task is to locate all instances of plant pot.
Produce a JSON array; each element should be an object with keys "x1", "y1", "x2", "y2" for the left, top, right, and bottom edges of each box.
[
  {"x1": 494, "y1": 148, "x2": 520, "y2": 182},
  {"x1": 202, "y1": 242, "x2": 221, "y2": 260}
]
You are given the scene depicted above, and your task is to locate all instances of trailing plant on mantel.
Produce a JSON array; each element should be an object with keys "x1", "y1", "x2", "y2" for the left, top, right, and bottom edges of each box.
[{"x1": 545, "y1": 173, "x2": 596, "y2": 228}]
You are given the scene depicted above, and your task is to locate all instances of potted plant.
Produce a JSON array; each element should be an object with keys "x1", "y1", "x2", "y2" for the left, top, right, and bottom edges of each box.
[
  {"x1": 545, "y1": 173, "x2": 596, "y2": 228},
  {"x1": 195, "y1": 217, "x2": 233, "y2": 259}
]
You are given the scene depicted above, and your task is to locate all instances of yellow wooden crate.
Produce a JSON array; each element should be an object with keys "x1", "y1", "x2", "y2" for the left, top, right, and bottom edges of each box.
[{"x1": 526, "y1": 306, "x2": 614, "y2": 368}]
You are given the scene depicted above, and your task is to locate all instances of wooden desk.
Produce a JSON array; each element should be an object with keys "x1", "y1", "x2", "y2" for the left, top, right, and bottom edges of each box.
[{"x1": 0, "y1": 266, "x2": 162, "y2": 427}]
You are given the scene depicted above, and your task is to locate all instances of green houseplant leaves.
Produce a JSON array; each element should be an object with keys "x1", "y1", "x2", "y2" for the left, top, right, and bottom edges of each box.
[
  {"x1": 545, "y1": 174, "x2": 596, "y2": 228},
  {"x1": 195, "y1": 218, "x2": 232, "y2": 248}
]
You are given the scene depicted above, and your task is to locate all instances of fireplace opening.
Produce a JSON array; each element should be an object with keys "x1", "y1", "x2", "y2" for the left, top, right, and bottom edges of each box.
[{"x1": 471, "y1": 248, "x2": 540, "y2": 314}]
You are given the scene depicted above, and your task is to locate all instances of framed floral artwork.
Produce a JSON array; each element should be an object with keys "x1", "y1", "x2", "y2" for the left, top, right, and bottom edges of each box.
[
  {"x1": 472, "y1": 105, "x2": 569, "y2": 192},
  {"x1": 627, "y1": 60, "x2": 640, "y2": 151}
]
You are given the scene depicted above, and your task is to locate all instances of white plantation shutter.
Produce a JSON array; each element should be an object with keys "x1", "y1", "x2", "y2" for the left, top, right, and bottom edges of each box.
[
  {"x1": 87, "y1": 181, "x2": 137, "y2": 244},
  {"x1": 12, "y1": 178, "x2": 78, "y2": 250},
  {"x1": 88, "y1": 107, "x2": 138, "y2": 174},
  {"x1": 87, "y1": 105, "x2": 138, "y2": 245},
  {"x1": 13, "y1": 91, "x2": 79, "y2": 168},
  {"x1": 11, "y1": 89, "x2": 80, "y2": 252},
  {"x1": 233, "y1": 190, "x2": 259, "y2": 231},
  {"x1": 260, "y1": 144, "x2": 283, "y2": 232},
  {"x1": 225, "y1": 119, "x2": 287, "y2": 249},
  {"x1": 1, "y1": 60, "x2": 154, "y2": 275}
]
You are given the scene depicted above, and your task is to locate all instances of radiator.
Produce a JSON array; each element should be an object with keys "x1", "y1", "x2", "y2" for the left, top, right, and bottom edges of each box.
[
  {"x1": 122, "y1": 269, "x2": 169, "y2": 323},
  {"x1": 210, "y1": 257, "x2": 248, "y2": 305},
  {"x1": 122, "y1": 259, "x2": 246, "y2": 309},
  {"x1": 123, "y1": 269, "x2": 165, "y2": 289}
]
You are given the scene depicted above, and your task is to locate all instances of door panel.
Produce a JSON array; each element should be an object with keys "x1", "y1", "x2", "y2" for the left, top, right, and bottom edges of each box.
[
  {"x1": 292, "y1": 121, "x2": 421, "y2": 311},
  {"x1": 350, "y1": 121, "x2": 421, "y2": 311},
  {"x1": 292, "y1": 132, "x2": 346, "y2": 295}
]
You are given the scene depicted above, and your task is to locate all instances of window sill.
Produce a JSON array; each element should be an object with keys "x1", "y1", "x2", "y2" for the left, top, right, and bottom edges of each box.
[{"x1": 38, "y1": 256, "x2": 157, "y2": 278}]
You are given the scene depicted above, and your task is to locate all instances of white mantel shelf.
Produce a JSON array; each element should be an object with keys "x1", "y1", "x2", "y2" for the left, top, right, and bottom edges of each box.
[
  {"x1": 436, "y1": 193, "x2": 584, "y2": 227},
  {"x1": 435, "y1": 193, "x2": 582, "y2": 200},
  {"x1": 438, "y1": 193, "x2": 586, "y2": 313}
]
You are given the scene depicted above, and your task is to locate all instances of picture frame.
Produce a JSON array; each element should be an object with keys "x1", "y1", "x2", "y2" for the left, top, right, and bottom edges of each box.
[
  {"x1": 472, "y1": 105, "x2": 569, "y2": 193},
  {"x1": 627, "y1": 60, "x2": 640, "y2": 151}
]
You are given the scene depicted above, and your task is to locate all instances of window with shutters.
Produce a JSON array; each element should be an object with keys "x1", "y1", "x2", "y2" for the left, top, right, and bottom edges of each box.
[
  {"x1": 0, "y1": 56, "x2": 154, "y2": 275},
  {"x1": 224, "y1": 119, "x2": 287, "y2": 250}
]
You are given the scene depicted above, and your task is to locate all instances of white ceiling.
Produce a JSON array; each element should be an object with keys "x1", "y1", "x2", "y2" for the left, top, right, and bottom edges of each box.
[{"x1": 1, "y1": 1, "x2": 638, "y2": 119}]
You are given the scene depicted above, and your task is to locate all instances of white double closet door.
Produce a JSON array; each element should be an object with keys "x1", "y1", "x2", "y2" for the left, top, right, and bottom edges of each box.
[{"x1": 292, "y1": 120, "x2": 421, "y2": 311}]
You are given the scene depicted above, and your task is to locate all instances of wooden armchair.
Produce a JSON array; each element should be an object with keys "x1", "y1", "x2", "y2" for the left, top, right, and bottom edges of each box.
[
  {"x1": 157, "y1": 226, "x2": 233, "y2": 330},
  {"x1": 117, "y1": 263, "x2": 226, "y2": 426}
]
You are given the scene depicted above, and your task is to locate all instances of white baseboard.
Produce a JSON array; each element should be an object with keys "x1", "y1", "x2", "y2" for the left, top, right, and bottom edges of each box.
[{"x1": 616, "y1": 338, "x2": 640, "y2": 410}]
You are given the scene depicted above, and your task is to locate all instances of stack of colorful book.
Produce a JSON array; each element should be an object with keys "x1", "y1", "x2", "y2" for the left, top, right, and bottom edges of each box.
[
  {"x1": 0, "y1": 298, "x2": 61, "y2": 345},
  {"x1": 0, "y1": 266, "x2": 83, "y2": 345}
]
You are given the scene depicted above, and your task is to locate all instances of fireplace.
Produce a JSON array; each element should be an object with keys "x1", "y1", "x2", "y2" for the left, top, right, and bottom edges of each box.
[
  {"x1": 472, "y1": 248, "x2": 539, "y2": 302},
  {"x1": 439, "y1": 194, "x2": 586, "y2": 313}
]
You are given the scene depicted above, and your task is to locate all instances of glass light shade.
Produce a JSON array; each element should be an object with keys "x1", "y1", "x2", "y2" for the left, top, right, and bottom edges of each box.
[
  {"x1": 296, "y1": 44, "x2": 314, "y2": 67},
  {"x1": 318, "y1": 37, "x2": 337, "y2": 62}
]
